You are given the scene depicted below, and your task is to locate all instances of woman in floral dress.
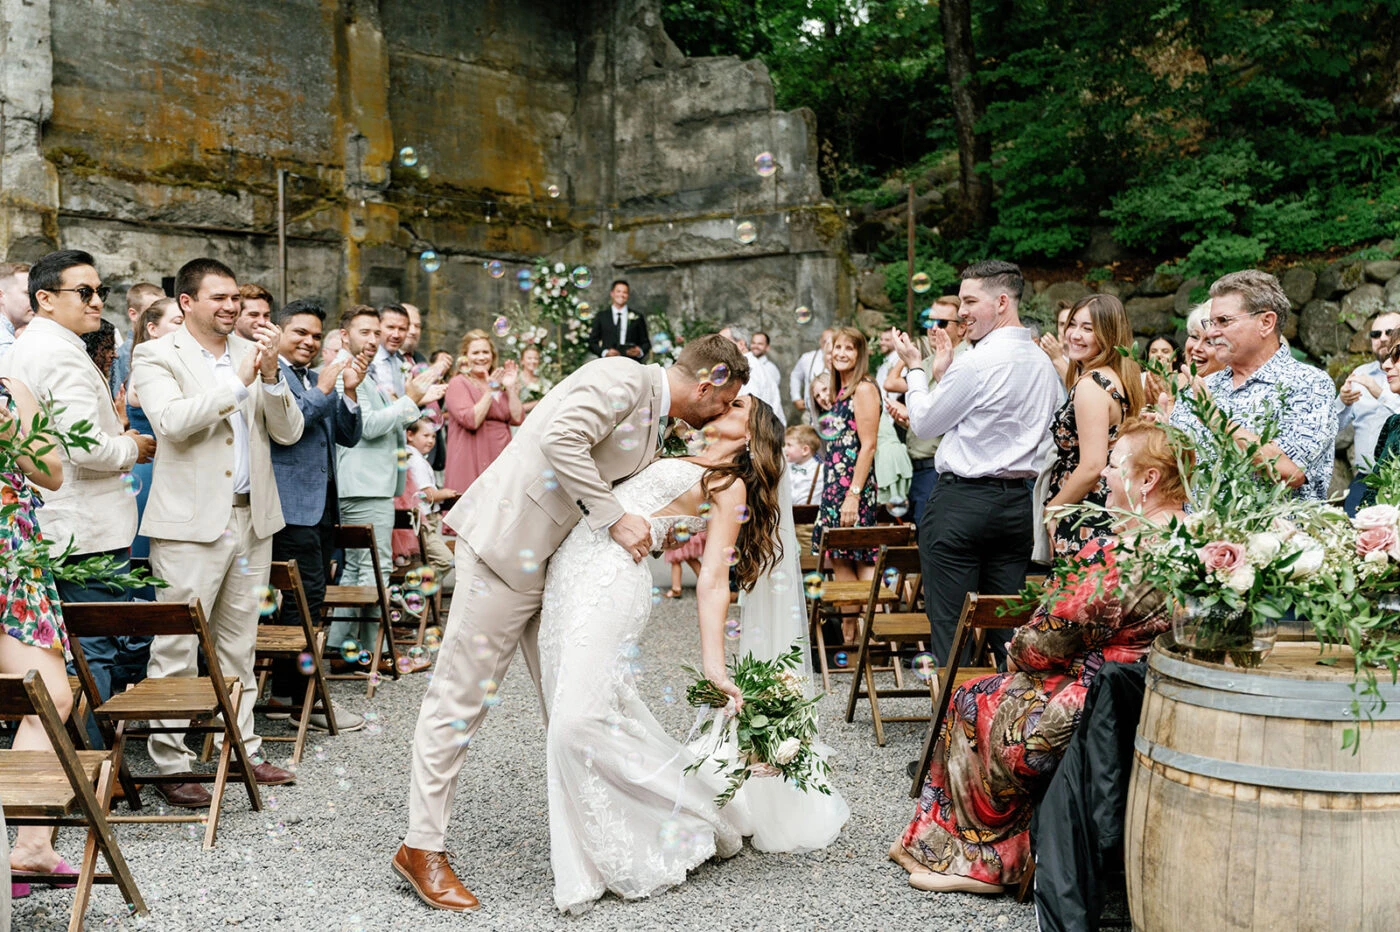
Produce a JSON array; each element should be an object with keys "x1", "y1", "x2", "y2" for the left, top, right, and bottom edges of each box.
[
  {"x1": 890, "y1": 419, "x2": 1186, "y2": 895},
  {"x1": 810, "y1": 326, "x2": 880, "y2": 647},
  {"x1": 0, "y1": 376, "x2": 78, "y2": 893}
]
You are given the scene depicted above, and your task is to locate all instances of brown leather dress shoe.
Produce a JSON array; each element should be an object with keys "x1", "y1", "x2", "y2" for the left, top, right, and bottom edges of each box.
[
  {"x1": 156, "y1": 782, "x2": 212, "y2": 809},
  {"x1": 392, "y1": 844, "x2": 479, "y2": 912},
  {"x1": 251, "y1": 761, "x2": 296, "y2": 786}
]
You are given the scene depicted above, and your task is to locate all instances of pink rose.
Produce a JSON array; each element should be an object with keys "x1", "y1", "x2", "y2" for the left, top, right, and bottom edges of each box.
[
  {"x1": 1355, "y1": 505, "x2": 1400, "y2": 531},
  {"x1": 1198, "y1": 541, "x2": 1246, "y2": 574},
  {"x1": 1357, "y1": 525, "x2": 1400, "y2": 561}
]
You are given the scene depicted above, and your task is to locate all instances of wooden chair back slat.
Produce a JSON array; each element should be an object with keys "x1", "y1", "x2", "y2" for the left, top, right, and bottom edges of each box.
[
  {"x1": 791, "y1": 504, "x2": 819, "y2": 525},
  {"x1": 334, "y1": 523, "x2": 377, "y2": 551},
  {"x1": 817, "y1": 525, "x2": 914, "y2": 553},
  {"x1": 61, "y1": 600, "x2": 207, "y2": 639}
]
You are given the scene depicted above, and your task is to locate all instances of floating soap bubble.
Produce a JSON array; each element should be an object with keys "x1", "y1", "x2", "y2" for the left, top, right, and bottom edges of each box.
[
  {"x1": 297, "y1": 652, "x2": 315, "y2": 675},
  {"x1": 735, "y1": 221, "x2": 757, "y2": 244},
  {"x1": 547, "y1": 184, "x2": 561, "y2": 198},
  {"x1": 415, "y1": 163, "x2": 430, "y2": 180},
  {"x1": 886, "y1": 496, "x2": 909, "y2": 519},
  {"x1": 700, "y1": 424, "x2": 719, "y2": 446},
  {"x1": 658, "y1": 819, "x2": 681, "y2": 850},
  {"x1": 771, "y1": 568, "x2": 789, "y2": 591},
  {"x1": 754, "y1": 151, "x2": 777, "y2": 177},
  {"x1": 576, "y1": 301, "x2": 594, "y2": 321},
  {"x1": 673, "y1": 521, "x2": 692, "y2": 544},
  {"x1": 257, "y1": 587, "x2": 278, "y2": 617},
  {"x1": 804, "y1": 572, "x2": 824, "y2": 600},
  {"x1": 423, "y1": 627, "x2": 443, "y2": 651},
  {"x1": 340, "y1": 639, "x2": 360, "y2": 663},
  {"x1": 519, "y1": 549, "x2": 539, "y2": 573},
  {"x1": 912, "y1": 652, "x2": 937, "y2": 682},
  {"x1": 405, "y1": 569, "x2": 423, "y2": 590},
  {"x1": 570, "y1": 266, "x2": 592, "y2": 288},
  {"x1": 734, "y1": 504, "x2": 750, "y2": 524},
  {"x1": 616, "y1": 422, "x2": 638, "y2": 451},
  {"x1": 493, "y1": 316, "x2": 510, "y2": 337},
  {"x1": 651, "y1": 586, "x2": 662, "y2": 606},
  {"x1": 404, "y1": 592, "x2": 425, "y2": 613},
  {"x1": 236, "y1": 556, "x2": 251, "y2": 575},
  {"x1": 663, "y1": 685, "x2": 677, "y2": 704},
  {"x1": 697, "y1": 502, "x2": 712, "y2": 518},
  {"x1": 487, "y1": 260, "x2": 504, "y2": 279},
  {"x1": 834, "y1": 651, "x2": 848, "y2": 667},
  {"x1": 725, "y1": 618, "x2": 741, "y2": 639},
  {"x1": 817, "y1": 413, "x2": 842, "y2": 441},
  {"x1": 419, "y1": 250, "x2": 441, "y2": 273},
  {"x1": 396, "y1": 656, "x2": 414, "y2": 675},
  {"x1": 516, "y1": 269, "x2": 533, "y2": 292},
  {"x1": 540, "y1": 469, "x2": 559, "y2": 492},
  {"x1": 709, "y1": 363, "x2": 730, "y2": 387},
  {"x1": 396, "y1": 448, "x2": 409, "y2": 470},
  {"x1": 795, "y1": 305, "x2": 813, "y2": 324},
  {"x1": 357, "y1": 649, "x2": 372, "y2": 666},
  {"x1": 607, "y1": 385, "x2": 629, "y2": 412},
  {"x1": 398, "y1": 146, "x2": 418, "y2": 167},
  {"x1": 723, "y1": 548, "x2": 739, "y2": 568},
  {"x1": 449, "y1": 718, "x2": 470, "y2": 747},
  {"x1": 121, "y1": 472, "x2": 142, "y2": 496},
  {"x1": 911, "y1": 272, "x2": 932, "y2": 294},
  {"x1": 883, "y1": 567, "x2": 900, "y2": 590}
]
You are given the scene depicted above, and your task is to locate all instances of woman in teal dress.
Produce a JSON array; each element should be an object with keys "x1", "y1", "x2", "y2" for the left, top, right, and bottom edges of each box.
[{"x1": 0, "y1": 375, "x2": 78, "y2": 894}]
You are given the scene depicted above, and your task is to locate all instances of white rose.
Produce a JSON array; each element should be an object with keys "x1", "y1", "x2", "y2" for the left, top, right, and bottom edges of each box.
[
  {"x1": 1246, "y1": 532, "x2": 1283, "y2": 565},
  {"x1": 1226, "y1": 565, "x2": 1256, "y2": 593},
  {"x1": 1365, "y1": 549, "x2": 1390, "y2": 566},
  {"x1": 1354, "y1": 505, "x2": 1400, "y2": 530},
  {"x1": 554, "y1": 262, "x2": 566, "y2": 273},
  {"x1": 1290, "y1": 545, "x2": 1325, "y2": 578},
  {"x1": 1271, "y1": 517, "x2": 1299, "y2": 540},
  {"x1": 773, "y1": 737, "x2": 803, "y2": 765}
]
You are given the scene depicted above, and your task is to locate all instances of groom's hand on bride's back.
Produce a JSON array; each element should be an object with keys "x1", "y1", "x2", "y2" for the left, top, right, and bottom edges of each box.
[{"x1": 609, "y1": 513, "x2": 652, "y2": 563}]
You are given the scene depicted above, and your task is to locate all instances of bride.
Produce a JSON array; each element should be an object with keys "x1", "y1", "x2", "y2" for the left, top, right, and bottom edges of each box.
[{"x1": 538, "y1": 394, "x2": 850, "y2": 912}]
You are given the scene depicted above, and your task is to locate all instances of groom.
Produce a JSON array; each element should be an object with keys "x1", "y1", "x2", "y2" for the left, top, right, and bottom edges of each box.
[{"x1": 394, "y1": 334, "x2": 750, "y2": 911}]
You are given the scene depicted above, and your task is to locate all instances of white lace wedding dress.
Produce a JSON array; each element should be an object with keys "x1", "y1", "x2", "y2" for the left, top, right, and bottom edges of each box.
[{"x1": 538, "y1": 457, "x2": 848, "y2": 912}]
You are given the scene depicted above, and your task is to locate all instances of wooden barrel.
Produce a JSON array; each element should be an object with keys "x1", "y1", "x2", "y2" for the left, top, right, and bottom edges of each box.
[{"x1": 1127, "y1": 638, "x2": 1400, "y2": 931}]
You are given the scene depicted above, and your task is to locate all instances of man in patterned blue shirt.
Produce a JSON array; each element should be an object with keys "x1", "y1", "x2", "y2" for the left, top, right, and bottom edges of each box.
[{"x1": 1168, "y1": 269, "x2": 1338, "y2": 500}]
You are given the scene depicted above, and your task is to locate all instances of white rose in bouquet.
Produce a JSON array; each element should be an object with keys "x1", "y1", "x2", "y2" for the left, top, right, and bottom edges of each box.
[
  {"x1": 1226, "y1": 565, "x2": 1256, "y2": 593},
  {"x1": 774, "y1": 737, "x2": 803, "y2": 765},
  {"x1": 1354, "y1": 504, "x2": 1400, "y2": 531},
  {"x1": 1290, "y1": 543, "x2": 1326, "y2": 578},
  {"x1": 554, "y1": 262, "x2": 566, "y2": 273},
  {"x1": 1246, "y1": 532, "x2": 1283, "y2": 565}
]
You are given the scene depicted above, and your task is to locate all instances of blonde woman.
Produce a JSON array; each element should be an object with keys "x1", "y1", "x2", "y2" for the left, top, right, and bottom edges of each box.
[{"x1": 444, "y1": 329, "x2": 522, "y2": 493}]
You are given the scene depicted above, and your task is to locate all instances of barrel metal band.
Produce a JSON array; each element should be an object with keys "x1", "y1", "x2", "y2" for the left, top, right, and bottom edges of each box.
[
  {"x1": 1148, "y1": 672, "x2": 1400, "y2": 721},
  {"x1": 1150, "y1": 648, "x2": 1400, "y2": 705},
  {"x1": 1134, "y1": 735, "x2": 1400, "y2": 793}
]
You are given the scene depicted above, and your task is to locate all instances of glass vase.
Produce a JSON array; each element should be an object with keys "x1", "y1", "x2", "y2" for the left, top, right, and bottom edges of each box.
[{"x1": 1171, "y1": 597, "x2": 1277, "y2": 668}]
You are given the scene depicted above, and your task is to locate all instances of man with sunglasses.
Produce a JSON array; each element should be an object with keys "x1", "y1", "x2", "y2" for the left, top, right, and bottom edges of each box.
[
  {"x1": 0, "y1": 249, "x2": 157, "y2": 720},
  {"x1": 1167, "y1": 269, "x2": 1337, "y2": 501},
  {"x1": 1336, "y1": 311, "x2": 1400, "y2": 514}
]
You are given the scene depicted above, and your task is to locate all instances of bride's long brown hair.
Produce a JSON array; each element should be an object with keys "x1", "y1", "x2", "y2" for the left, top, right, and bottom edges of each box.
[{"x1": 701, "y1": 398, "x2": 786, "y2": 591}]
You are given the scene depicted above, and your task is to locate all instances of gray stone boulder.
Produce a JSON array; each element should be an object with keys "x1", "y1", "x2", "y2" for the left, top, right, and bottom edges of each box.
[
  {"x1": 1041, "y1": 280, "x2": 1093, "y2": 309},
  {"x1": 1124, "y1": 294, "x2": 1176, "y2": 336},
  {"x1": 1298, "y1": 299, "x2": 1348, "y2": 357},
  {"x1": 1281, "y1": 267, "x2": 1317, "y2": 310},
  {"x1": 1094, "y1": 280, "x2": 1136, "y2": 300},
  {"x1": 1340, "y1": 283, "x2": 1387, "y2": 327},
  {"x1": 1317, "y1": 261, "x2": 1366, "y2": 299},
  {"x1": 1366, "y1": 260, "x2": 1400, "y2": 284},
  {"x1": 1135, "y1": 270, "x2": 1184, "y2": 297},
  {"x1": 1173, "y1": 278, "x2": 1206, "y2": 315},
  {"x1": 857, "y1": 267, "x2": 892, "y2": 311},
  {"x1": 1386, "y1": 275, "x2": 1400, "y2": 310}
]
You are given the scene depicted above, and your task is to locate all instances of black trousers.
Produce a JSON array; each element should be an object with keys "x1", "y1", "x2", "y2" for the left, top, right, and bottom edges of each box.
[
  {"x1": 268, "y1": 514, "x2": 336, "y2": 698},
  {"x1": 1029, "y1": 661, "x2": 1147, "y2": 932},
  {"x1": 918, "y1": 474, "x2": 1033, "y2": 666}
]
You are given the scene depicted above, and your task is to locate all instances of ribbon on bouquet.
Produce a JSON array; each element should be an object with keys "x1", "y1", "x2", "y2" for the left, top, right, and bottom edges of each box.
[{"x1": 622, "y1": 702, "x2": 735, "y2": 818}]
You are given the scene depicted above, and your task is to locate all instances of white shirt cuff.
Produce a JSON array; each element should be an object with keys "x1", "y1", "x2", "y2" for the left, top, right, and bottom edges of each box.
[{"x1": 906, "y1": 368, "x2": 931, "y2": 393}]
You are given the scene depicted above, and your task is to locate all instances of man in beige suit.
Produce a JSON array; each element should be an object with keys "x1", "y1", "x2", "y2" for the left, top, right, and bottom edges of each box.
[
  {"x1": 394, "y1": 334, "x2": 750, "y2": 911},
  {"x1": 130, "y1": 257, "x2": 304, "y2": 806}
]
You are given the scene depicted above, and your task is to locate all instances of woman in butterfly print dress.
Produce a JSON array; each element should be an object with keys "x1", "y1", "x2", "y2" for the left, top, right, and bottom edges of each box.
[{"x1": 890, "y1": 419, "x2": 1187, "y2": 894}]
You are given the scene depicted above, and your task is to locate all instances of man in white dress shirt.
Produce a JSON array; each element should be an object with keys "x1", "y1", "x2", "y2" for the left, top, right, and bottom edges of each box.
[
  {"x1": 721, "y1": 323, "x2": 786, "y2": 424},
  {"x1": 749, "y1": 331, "x2": 782, "y2": 393},
  {"x1": 368, "y1": 303, "x2": 412, "y2": 398},
  {"x1": 892, "y1": 260, "x2": 1061, "y2": 667},
  {"x1": 0, "y1": 261, "x2": 32, "y2": 365},
  {"x1": 790, "y1": 328, "x2": 833, "y2": 422},
  {"x1": 1338, "y1": 310, "x2": 1400, "y2": 515}
]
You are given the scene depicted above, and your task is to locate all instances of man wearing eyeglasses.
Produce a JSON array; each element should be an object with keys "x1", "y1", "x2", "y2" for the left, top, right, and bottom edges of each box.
[
  {"x1": 0, "y1": 249, "x2": 157, "y2": 723},
  {"x1": 1167, "y1": 269, "x2": 1338, "y2": 501},
  {"x1": 1336, "y1": 311, "x2": 1400, "y2": 514}
]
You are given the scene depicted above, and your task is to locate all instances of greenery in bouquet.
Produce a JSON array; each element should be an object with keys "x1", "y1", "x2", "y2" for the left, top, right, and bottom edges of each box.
[
  {"x1": 1, "y1": 401, "x2": 165, "y2": 593},
  {"x1": 683, "y1": 641, "x2": 831, "y2": 807}
]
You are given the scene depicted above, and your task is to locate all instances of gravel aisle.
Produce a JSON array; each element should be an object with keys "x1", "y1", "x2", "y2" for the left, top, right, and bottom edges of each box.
[{"x1": 14, "y1": 593, "x2": 1039, "y2": 931}]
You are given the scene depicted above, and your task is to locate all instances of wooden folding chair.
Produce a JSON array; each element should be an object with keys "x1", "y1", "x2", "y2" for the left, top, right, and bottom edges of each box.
[
  {"x1": 793, "y1": 504, "x2": 821, "y2": 574},
  {"x1": 321, "y1": 523, "x2": 402, "y2": 698},
  {"x1": 63, "y1": 600, "x2": 262, "y2": 848},
  {"x1": 809, "y1": 524, "x2": 914, "y2": 691},
  {"x1": 0, "y1": 672, "x2": 146, "y2": 930},
  {"x1": 387, "y1": 510, "x2": 442, "y2": 649},
  {"x1": 253, "y1": 560, "x2": 338, "y2": 765},
  {"x1": 844, "y1": 546, "x2": 938, "y2": 745}
]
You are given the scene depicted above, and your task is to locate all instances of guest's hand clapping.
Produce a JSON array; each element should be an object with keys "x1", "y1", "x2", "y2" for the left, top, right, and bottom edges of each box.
[
  {"x1": 891, "y1": 330, "x2": 924, "y2": 369},
  {"x1": 927, "y1": 327, "x2": 956, "y2": 380},
  {"x1": 254, "y1": 323, "x2": 282, "y2": 381},
  {"x1": 500, "y1": 360, "x2": 519, "y2": 391},
  {"x1": 1039, "y1": 332, "x2": 1064, "y2": 364},
  {"x1": 316, "y1": 357, "x2": 348, "y2": 394},
  {"x1": 407, "y1": 368, "x2": 447, "y2": 406}
]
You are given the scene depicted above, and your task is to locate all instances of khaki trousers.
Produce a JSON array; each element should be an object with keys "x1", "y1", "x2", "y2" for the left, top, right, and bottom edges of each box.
[
  {"x1": 146, "y1": 504, "x2": 270, "y2": 772},
  {"x1": 405, "y1": 541, "x2": 546, "y2": 851}
]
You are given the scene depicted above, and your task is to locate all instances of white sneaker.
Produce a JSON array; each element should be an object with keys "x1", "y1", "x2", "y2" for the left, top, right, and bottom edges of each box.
[{"x1": 293, "y1": 709, "x2": 364, "y2": 733}]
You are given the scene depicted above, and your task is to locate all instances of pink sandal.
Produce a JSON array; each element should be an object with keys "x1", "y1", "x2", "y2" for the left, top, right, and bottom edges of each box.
[{"x1": 11, "y1": 858, "x2": 78, "y2": 891}]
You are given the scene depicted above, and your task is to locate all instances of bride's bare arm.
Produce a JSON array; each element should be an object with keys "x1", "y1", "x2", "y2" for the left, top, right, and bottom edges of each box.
[{"x1": 695, "y1": 478, "x2": 746, "y2": 709}]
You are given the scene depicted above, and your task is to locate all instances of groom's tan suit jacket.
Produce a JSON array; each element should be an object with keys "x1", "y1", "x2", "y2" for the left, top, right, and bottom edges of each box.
[{"x1": 443, "y1": 356, "x2": 666, "y2": 592}]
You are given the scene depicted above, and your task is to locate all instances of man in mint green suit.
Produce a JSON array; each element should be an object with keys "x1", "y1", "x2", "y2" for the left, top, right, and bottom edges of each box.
[{"x1": 331, "y1": 306, "x2": 446, "y2": 658}]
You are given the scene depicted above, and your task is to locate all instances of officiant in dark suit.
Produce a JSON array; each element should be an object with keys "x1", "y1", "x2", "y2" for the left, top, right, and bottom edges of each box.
[
  {"x1": 266, "y1": 298, "x2": 367, "y2": 729},
  {"x1": 587, "y1": 280, "x2": 650, "y2": 360}
]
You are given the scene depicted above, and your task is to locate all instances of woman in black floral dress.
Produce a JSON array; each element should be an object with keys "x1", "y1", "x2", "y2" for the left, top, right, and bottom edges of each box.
[
  {"x1": 811, "y1": 326, "x2": 881, "y2": 646},
  {"x1": 1044, "y1": 295, "x2": 1142, "y2": 558}
]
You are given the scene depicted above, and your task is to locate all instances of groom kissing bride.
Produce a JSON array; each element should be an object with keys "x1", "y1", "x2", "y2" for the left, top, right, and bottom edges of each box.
[{"x1": 393, "y1": 333, "x2": 848, "y2": 913}]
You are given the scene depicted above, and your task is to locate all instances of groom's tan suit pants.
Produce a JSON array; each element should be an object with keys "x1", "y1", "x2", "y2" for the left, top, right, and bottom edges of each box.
[{"x1": 406, "y1": 542, "x2": 547, "y2": 851}]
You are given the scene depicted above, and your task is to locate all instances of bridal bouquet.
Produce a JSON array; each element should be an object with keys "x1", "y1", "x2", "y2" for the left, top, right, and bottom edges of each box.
[{"x1": 682, "y1": 641, "x2": 832, "y2": 807}]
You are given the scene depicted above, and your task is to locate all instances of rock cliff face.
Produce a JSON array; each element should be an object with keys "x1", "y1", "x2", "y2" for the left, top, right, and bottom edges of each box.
[{"x1": 0, "y1": 0, "x2": 846, "y2": 375}]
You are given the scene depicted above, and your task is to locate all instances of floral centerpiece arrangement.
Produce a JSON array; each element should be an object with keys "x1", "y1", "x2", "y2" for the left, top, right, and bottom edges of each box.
[{"x1": 683, "y1": 641, "x2": 832, "y2": 807}]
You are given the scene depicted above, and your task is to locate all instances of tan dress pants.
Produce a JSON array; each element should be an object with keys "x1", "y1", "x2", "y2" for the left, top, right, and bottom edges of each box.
[
  {"x1": 405, "y1": 541, "x2": 546, "y2": 851},
  {"x1": 146, "y1": 503, "x2": 270, "y2": 772}
]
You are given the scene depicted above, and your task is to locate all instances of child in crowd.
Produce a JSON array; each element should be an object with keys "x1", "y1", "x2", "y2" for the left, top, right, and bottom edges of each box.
[
  {"x1": 785, "y1": 424, "x2": 824, "y2": 505},
  {"x1": 404, "y1": 418, "x2": 457, "y2": 584}
]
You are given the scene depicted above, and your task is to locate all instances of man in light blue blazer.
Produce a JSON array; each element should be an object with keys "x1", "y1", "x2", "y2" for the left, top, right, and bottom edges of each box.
[
  {"x1": 331, "y1": 305, "x2": 446, "y2": 662},
  {"x1": 268, "y1": 298, "x2": 367, "y2": 727}
]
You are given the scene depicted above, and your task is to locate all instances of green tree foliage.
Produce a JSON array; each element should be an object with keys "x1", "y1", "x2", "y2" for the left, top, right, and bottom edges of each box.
[{"x1": 662, "y1": 0, "x2": 1400, "y2": 268}]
